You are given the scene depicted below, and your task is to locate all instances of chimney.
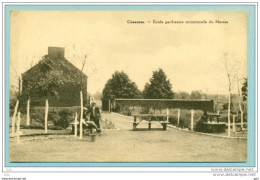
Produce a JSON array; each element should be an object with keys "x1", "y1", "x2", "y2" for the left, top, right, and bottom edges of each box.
[{"x1": 48, "y1": 47, "x2": 65, "y2": 58}]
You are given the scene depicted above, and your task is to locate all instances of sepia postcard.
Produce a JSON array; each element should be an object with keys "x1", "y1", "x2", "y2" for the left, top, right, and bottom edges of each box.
[{"x1": 7, "y1": 7, "x2": 252, "y2": 165}]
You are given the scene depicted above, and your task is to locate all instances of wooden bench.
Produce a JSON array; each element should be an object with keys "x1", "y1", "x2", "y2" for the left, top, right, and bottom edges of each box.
[
  {"x1": 132, "y1": 114, "x2": 172, "y2": 131},
  {"x1": 70, "y1": 120, "x2": 97, "y2": 135},
  {"x1": 70, "y1": 121, "x2": 79, "y2": 134}
]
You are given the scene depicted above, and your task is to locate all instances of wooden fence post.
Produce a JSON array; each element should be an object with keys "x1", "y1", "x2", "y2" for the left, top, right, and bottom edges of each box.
[
  {"x1": 191, "y1": 109, "x2": 194, "y2": 131},
  {"x1": 74, "y1": 112, "x2": 78, "y2": 136},
  {"x1": 232, "y1": 115, "x2": 235, "y2": 133},
  {"x1": 177, "y1": 109, "x2": 180, "y2": 125},
  {"x1": 228, "y1": 115, "x2": 231, "y2": 137},
  {"x1": 108, "y1": 99, "x2": 111, "y2": 113},
  {"x1": 44, "y1": 99, "x2": 49, "y2": 133},
  {"x1": 11, "y1": 100, "x2": 19, "y2": 136},
  {"x1": 166, "y1": 108, "x2": 169, "y2": 123},
  {"x1": 133, "y1": 116, "x2": 137, "y2": 131},
  {"x1": 241, "y1": 111, "x2": 244, "y2": 130},
  {"x1": 17, "y1": 112, "x2": 21, "y2": 143},
  {"x1": 79, "y1": 91, "x2": 83, "y2": 139},
  {"x1": 148, "y1": 116, "x2": 151, "y2": 130},
  {"x1": 26, "y1": 99, "x2": 30, "y2": 125}
]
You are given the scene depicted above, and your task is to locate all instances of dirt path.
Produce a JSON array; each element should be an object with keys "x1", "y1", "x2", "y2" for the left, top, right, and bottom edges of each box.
[
  {"x1": 102, "y1": 112, "x2": 164, "y2": 130},
  {"x1": 9, "y1": 112, "x2": 247, "y2": 162}
]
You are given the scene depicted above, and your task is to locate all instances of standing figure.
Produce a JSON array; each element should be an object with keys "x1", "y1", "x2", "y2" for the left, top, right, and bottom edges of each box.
[
  {"x1": 201, "y1": 110, "x2": 209, "y2": 122},
  {"x1": 85, "y1": 101, "x2": 101, "y2": 133}
]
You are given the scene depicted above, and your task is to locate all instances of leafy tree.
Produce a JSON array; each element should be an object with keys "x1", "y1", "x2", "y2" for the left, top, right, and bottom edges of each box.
[
  {"x1": 26, "y1": 55, "x2": 64, "y2": 98},
  {"x1": 175, "y1": 91, "x2": 190, "y2": 99},
  {"x1": 25, "y1": 55, "x2": 65, "y2": 133},
  {"x1": 102, "y1": 71, "x2": 142, "y2": 99},
  {"x1": 242, "y1": 78, "x2": 247, "y2": 101},
  {"x1": 143, "y1": 68, "x2": 174, "y2": 99},
  {"x1": 50, "y1": 110, "x2": 71, "y2": 129},
  {"x1": 190, "y1": 90, "x2": 203, "y2": 99}
]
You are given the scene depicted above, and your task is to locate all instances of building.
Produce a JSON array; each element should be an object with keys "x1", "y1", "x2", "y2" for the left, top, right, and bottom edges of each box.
[{"x1": 21, "y1": 47, "x2": 88, "y2": 107}]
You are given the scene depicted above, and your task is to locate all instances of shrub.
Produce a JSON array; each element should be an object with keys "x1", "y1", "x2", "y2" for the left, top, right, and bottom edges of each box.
[
  {"x1": 21, "y1": 125, "x2": 44, "y2": 129},
  {"x1": 58, "y1": 110, "x2": 71, "y2": 128},
  {"x1": 223, "y1": 103, "x2": 228, "y2": 110},
  {"x1": 112, "y1": 104, "x2": 120, "y2": 112},
  {"x1": 51, "y1": 109, "x2": 71, "y2": 129},
  {"x1": 169, "y1": 117, "x2": 178, "y2": 125},
  {"x1": 140, "y1": 107, "x2": 149, "y2": 114},
  {"x1": 30, "y1": 112, "x2": 45, "y2": 125},
  {"x1": 20, "y1": 125, "x2": 63, "y2": 130},
  {"x1": 178, "y1": 118, "x2": 190, "y2": 129},
  {"x1": 48, "y1": 126, "x2": 63, "y2": 130},
  {"x1": 48, "y1": 111, "x2": 60, "y2": 123},
  {"x1": 194, "y1": 119, "x2": 206, "y2": 132},
  {"x1": 195, "y1": 120, "x2": 226, "y2": 133},
  {"x1": 122, "y1": 108, "x2": 132, "y2": 116}
]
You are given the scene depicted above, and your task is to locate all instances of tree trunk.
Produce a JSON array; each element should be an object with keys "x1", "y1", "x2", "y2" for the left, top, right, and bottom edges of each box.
[
  {"x1": 166, "y1": 108, "x2": 169, "y2": 123},
  {"x1": 74, "y1": 112, "x2": 78, "y2": 137},
  {"x1": 17, "y1": 112, "x2": 21, "y2": 143},
  {"x1": 191, "y1": 109, "x2": 194, "y2": 131},
  {"x1": 236, "y1": 78, "x2": 244, "y2": 130},
  {"x1": 240, "y1": 107, "x2": 244, "y2": 129},
  {"x1": 228, "y1": 90, "x2": 231, "y2": 137},
  {"x1": 11, "y1": 100, "x2": 19, "y2": 136},
  {"x1": 177, "y1": 109, "x2": 180, "y2": 126},
  {"x1": 232, "y1": 115, "x2": 235, "y2": 133},
  {"x1": 26, "y1": 99, "x2": 30, "y2": 125},
  {"x1": 238, "y1": 94, "x2": 244, "y2": 130},
  {"x1": 79, "y1": 91, "x2": 83, "y2": 139},
  {"x1": 44, "y1": 98, "x2": 49, "y2": 133},
  {"x1": 108, "y1": 99, "x2": 111, "y2": 113}
]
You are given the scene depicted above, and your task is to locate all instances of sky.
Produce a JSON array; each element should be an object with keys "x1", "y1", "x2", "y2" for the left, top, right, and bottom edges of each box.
[{"x1": 10, "y1": 11, "x2": 247, "y2": 95}]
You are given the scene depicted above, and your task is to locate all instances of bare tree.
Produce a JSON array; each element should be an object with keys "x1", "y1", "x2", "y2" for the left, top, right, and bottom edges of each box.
[
  {"x1": 227, "y1": 55, "x2": 246, "y2": 132},
  {"x1": 69, "y1": 45, "x2": 89, "y2": 139},
  {"x1": 26, "y1": 59, "x2": 35, "y2": 126},
  {"x1": 223, "y1": 53, "x2": 236, "y2": 137},
  {"x1": 235, "y1": 75, "x2": 244, "y2": 130},
  {"x1": 11, "y1": 77, "x2": 21, "y2": 136},
  {"x1": 10, "y1": 61, "x2": 21, "y2": 136},
  {"x1": 79, "y1": 55, "x2": 87, "y2": 139}
]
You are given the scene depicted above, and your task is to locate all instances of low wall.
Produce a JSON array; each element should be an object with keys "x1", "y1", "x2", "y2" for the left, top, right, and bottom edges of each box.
[{"x1": 114, "y1": 99, "x2": 214, "y2": 111}]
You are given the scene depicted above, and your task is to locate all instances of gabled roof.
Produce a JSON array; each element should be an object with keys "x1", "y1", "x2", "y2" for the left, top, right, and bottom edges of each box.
[{"x1": 22, "y1": 55, "x2": 88, "y2": 83}]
